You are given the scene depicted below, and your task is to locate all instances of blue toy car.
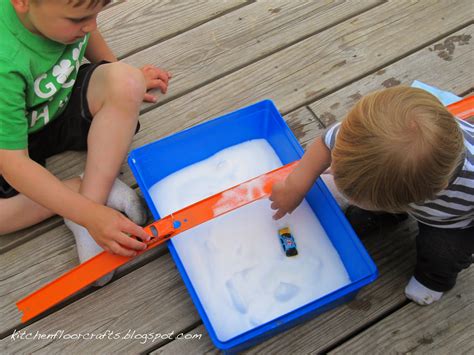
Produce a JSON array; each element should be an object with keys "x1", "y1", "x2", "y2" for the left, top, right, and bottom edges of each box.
[{"x1": 278, "y1": 227, "x2": 298, "y2": 257}]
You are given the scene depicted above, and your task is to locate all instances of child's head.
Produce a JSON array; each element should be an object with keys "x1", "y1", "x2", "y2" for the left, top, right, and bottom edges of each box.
[
  {"x1": 331, "y1": 86, "x2": 464, "y2": 213},
  {"x1": 11, "y1": 0, "x2": 111, "y2": 44}
]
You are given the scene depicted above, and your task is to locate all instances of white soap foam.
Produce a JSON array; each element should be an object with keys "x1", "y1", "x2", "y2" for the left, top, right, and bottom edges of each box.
[{"x1": 149, "y1": 139, "x2": 350, "y2": 342}]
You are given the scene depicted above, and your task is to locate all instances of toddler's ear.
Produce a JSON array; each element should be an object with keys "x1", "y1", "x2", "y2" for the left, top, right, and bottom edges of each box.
[{"x1": 11, "y1": 0, "x2": 31, "y2": 14}]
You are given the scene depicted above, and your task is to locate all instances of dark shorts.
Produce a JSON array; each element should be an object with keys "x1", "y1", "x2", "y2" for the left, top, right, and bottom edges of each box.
[{"x1": 0, "y1": 61, "x2": 139, "y2": 199}]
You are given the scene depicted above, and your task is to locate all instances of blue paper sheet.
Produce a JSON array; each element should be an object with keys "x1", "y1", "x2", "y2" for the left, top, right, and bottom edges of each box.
[{"x1": 411, "y1": 80, "x2": 461, "y2": 106}]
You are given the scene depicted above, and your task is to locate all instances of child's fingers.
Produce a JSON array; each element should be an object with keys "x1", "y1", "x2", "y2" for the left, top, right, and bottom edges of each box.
[
  {"x1": 143, "y1": 93, "x2": 157, "y2": 102},
  {"x1": 153, "y1": 69, "x2": 171, "y2": 84},
  {"x1": 122, "y1": 219, "x2": 151, "y2": 242},
  {"x1": 143, "y1": 66, "x2": 170, "y2": 84},
  {"x1": 108, "y1": 241, "x2": 138, "y2": 257},
  {"x1": 273, "y1": 208, "x2": 286, "y2": 220},
  {"x1": 116, "y1": 232, "x2": 148, "y2": 252},
  {"x1": 270, "y1": 201, "x2": 278, "y2": 210},
  {"x1": 147, "y1": 79, "x2": 168, "y2": 93},
  {"x1": 149, "y1": 67, "x2": 171, "y2": 82}
]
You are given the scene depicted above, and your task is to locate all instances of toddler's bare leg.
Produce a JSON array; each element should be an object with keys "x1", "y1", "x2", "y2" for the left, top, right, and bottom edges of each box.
[{"x1": 0, "y1": 178, "x2": 81, "y2": 235}]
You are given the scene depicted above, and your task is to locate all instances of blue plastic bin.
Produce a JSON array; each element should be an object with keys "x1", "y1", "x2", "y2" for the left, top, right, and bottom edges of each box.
[{"x1": 128, "y1": 100, "x2": 378, "y2": 352}]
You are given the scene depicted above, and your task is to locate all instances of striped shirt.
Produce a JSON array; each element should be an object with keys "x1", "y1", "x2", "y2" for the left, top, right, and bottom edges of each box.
[{"x1": 323, "y1": 118, "x2": 474, "y2": 229}]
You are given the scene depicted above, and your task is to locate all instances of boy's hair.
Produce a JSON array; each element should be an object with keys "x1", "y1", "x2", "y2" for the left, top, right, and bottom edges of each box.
[
  {"x1": 67, "y1": 0, "x2": 111, "y2": 8},
  {"x1": 32, "y1": 0, "x2": 112, "y2": 8},
  {"x1": 332, "y1": 86, "x2": 464, "y2": 212}
]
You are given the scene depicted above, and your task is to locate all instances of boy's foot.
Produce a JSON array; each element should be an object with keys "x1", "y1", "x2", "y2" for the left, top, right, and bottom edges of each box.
[
  {"x1": 64, "y1": 218, "x2": 114, "y2": 287},
  {"x1": 64, "y1": 177, "x2": 147, "y2": 287},
  {"x1": 405, "y1": 276, "x2": 443, "y2": 305},
  {"x1": 345, "y1": 206, "x2": 408, "y2": 236},
  {"x1": 106, "y1": 177, "x2": 148, "y2": 226}
]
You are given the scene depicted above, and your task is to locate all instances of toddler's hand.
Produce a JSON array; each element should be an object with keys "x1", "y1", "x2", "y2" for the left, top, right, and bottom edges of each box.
[
  {"x1": 270, "y1": 180, "x2": 305, "y2": 220},
  {"x1": 85, "y1": 204, "x2": 151, "y2": 257},
  {"x1": 140, "y1": 64, "x2": 172, "y2": 102}
]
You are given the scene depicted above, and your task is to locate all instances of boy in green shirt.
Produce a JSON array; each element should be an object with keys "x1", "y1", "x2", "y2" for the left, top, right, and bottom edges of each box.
[{"x1": 0, "y1": 0, "x2": 171, "y2": 284}]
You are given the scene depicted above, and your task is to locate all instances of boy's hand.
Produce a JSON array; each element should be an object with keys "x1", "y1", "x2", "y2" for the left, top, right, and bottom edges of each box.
[
  {"x1": 270, "y1": 180, "x2": 305, "y2": 220},
  {"x1": 140, "y1": 65, "x2": 172, "y2": 103},
  {"x1": 85, "y1": 204, "x2": 151, "y2": 257}
]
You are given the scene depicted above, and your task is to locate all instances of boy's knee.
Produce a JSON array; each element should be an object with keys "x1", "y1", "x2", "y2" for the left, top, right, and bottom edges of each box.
[{"x1": 106, "y1": 62, "x2": 146, "y2": 105}]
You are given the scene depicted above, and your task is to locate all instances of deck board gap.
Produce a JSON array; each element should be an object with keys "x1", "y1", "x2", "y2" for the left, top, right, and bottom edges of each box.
[
  {"x1": 143, "y1": 320, "x2": 203, "y2": 355},
  {"x1": 321, "y1": 299, "x2": 411, "y2": 354},
  {"x1": 307, "y1": 106, "x2": 330, "y2": 130},
  {"x1": 117, "y1": 1, "x2": 256, "y2": 60},
  {"x1": 0, "y1": 248, "x2": 170, "y2": 341},
  {"x1": 135, "y1": 1, "x2": 385, "y2": 116},
  {"x1": 460, "y1": 87, "x2": 474, "y2": 97}
]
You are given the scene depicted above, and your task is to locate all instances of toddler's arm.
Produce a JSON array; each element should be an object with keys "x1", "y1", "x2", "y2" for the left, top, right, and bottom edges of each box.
[
  {"x1": 0, "y1": 149, "x2": 150, "y2": 257},
  {"x1": 270, "y1": 136, "x2": 331, "y2": 219}
]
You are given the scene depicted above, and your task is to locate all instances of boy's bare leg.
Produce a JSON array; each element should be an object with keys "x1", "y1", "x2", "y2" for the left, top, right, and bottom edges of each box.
[
  {"x1": 81, "y1": 62, "x2": 146, "y2": 205},
  {"x1": 0, "y1": 178, "x2": 81, "y2": 235},
  {"x1": 63, "y1": 62, "x2": 147, "y2": 285}
]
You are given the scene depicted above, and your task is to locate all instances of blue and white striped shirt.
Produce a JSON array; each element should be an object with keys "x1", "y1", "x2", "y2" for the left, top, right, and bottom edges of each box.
[{"x1": 323, "y1": 118, "x2": 474, "y2": 229}]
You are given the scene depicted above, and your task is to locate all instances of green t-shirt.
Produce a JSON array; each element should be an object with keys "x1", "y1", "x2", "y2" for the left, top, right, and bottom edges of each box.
[{"x1": 0, "y1": 0, "x2": 89, "y2": 150}]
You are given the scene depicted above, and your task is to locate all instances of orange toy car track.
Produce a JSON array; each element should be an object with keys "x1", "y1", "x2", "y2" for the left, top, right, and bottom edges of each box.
[
  {"x1": 17, "y1": 161, "x2": 298, "y2": 323},
  {"x1": 447, "y1": 95, "x2": 474, "y2": 120}
]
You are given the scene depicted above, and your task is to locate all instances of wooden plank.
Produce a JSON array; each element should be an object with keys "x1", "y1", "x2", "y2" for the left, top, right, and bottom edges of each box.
[
  {"x1": 0, "y1": 217, "x2": 61, "y2": 254},
  {"x1": 0, "y1": 219, "x2": 165, "y2": 336},
  {"x1": 0, "y1": 226, "x2": 78, "y2": 334},
  {"x1": 329, "y1": 268, "x2": 474, "y2": 355},
  {"x1": 285, "y1": 107, "x2": 324, "y2": 149},
  {"x1": 2, "y1": 0, "x2": 381, "y2": 248},
  {"x1": 310, "y1": 25, "x2": 474, "y2": 128},
  {"x1": 119, "y1": 0, "x2": 382, "y2": 90},
  {"x1": 0, "y1": 254, "x2": 200, "y2": 354},
  {"x1": 98, "y1": 0, "x2": 248, "y2": 59},
  {"x1": 150, "y1": 325, "x2": 216, "y2": 355}
]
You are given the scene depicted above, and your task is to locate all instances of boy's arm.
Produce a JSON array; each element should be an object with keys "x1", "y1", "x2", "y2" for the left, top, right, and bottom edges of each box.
[
  {"x1": 270, "y1": 136, "x2": 331, "y2": 219},
  {"x1": 84, "y1": 29, "x2": 117, "y2": 63},
  {"x1": 0, "y1": 149, "x2": 149, "y2": 256}
]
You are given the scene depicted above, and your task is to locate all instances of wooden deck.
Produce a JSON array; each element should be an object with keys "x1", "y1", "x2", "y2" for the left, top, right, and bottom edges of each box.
[{"x1": 1, "y1": 0, "x2": 473, "y2": 353}]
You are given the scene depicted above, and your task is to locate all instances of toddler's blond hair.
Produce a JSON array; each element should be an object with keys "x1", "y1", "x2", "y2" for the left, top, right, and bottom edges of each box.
[{"x1": 332, "y1": 86, "x2": 464, "y2": 212}]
